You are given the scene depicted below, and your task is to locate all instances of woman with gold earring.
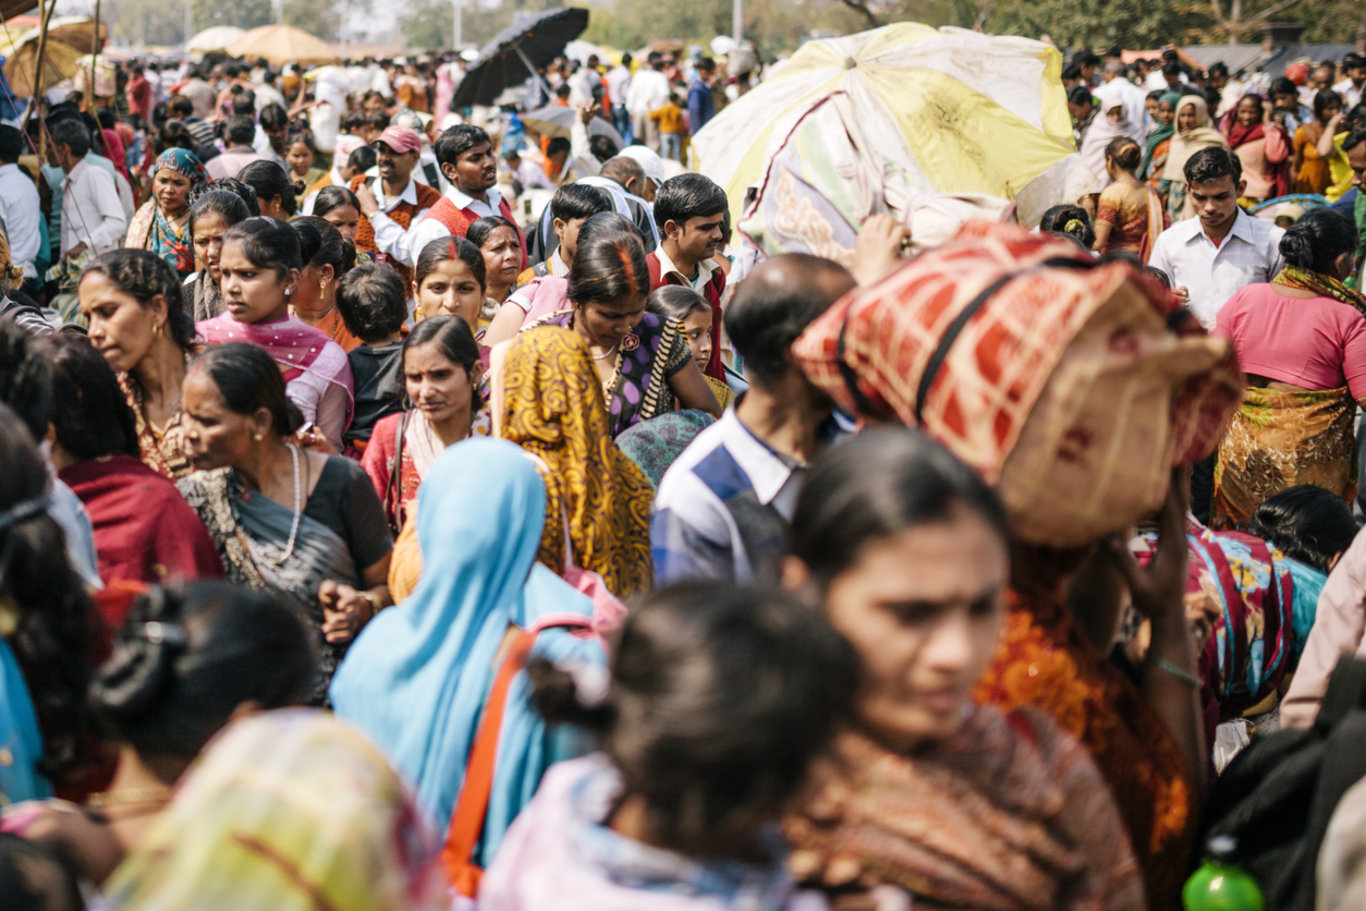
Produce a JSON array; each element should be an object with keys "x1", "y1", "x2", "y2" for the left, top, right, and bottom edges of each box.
[
  {"x1": 79, "y1": 250, "x2": 203, "y2": 479},
  {"x1": 288, "y1": 217, "x2": 363, "y2": 352},
  {"x1": 194, "y1": 218, "x2": 355, "y2": 455}
]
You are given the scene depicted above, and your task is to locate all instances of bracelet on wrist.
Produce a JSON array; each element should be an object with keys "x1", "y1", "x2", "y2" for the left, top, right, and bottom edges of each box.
[{"x1": 1147, "y1": 654, "x2": 1200, "y2": 689}]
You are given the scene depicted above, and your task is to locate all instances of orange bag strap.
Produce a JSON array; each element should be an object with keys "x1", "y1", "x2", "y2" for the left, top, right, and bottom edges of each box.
[{"x1": 440, "y1": 616, "x2": 592, "y2": 895}]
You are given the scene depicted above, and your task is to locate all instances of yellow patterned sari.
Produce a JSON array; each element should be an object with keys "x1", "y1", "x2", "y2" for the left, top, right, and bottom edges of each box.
[{"x1": 498, "y1": 327, "x2": 654, "y2": 597}]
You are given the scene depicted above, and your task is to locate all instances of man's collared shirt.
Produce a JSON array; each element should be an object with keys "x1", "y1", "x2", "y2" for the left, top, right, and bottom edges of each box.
[
  {"x1": 206, "y1": 145, "x2": 268, "y2": 181},
  {"x1": 0, "y1": 162, "x2": 42, "y2": 278},
  {"x1": 652, "y1": 241, "x2": 717, "y2": 294},
  {"x1": 367, "y1": 177, "x2": 435, "y2": 267},
  {"x1": 409, "y1": 185, "x2": 504, "y2": 255},
  {"x1": 651, "y1": 406, "x2": 841, "y2": 585},
  {"x1": 61, "y1": 158, "x2": 127, "y2": 257},
  {"x1": 1149, "y1": 207, "x2": 1285, "y2": 328}
]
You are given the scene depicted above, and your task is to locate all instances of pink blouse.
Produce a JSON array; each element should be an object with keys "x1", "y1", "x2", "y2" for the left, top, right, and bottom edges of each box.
[{"x1": 1215, "y1": 283, "x2": 1366, "y2": 400}]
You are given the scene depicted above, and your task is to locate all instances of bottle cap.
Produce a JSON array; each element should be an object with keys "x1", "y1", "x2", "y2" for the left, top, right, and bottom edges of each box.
[{"x1": 1207, "y1": 835, "x2": 1238, "y2": 862}]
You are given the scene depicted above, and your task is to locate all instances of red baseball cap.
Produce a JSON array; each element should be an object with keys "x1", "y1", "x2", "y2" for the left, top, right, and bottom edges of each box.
[{"x1": 373, "y1": 125, "x2": 422, "y2": 154}]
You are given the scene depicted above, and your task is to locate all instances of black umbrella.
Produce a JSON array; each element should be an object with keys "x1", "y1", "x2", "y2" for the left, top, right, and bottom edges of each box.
[{"x1": 451, "y1": 7, "x2": 589, "y2": 109}]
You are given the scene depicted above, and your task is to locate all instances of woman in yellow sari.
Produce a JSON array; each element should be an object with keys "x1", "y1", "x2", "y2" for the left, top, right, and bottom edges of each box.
[{"x1": 497, "y1": 326, "x2": 654, "y2": 598}]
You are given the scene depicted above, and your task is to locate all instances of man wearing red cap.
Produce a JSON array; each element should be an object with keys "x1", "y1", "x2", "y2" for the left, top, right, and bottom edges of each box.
[{"x1": 354, "y1": 125, "x2": 442, "y2": 287}]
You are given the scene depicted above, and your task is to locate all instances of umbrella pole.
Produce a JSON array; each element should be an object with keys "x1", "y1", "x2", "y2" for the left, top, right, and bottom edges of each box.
[
  {"x1": 515, "y1": 45, "x2": 554, "y2": 100},
  {"x1": 88, "y1": 0, "x2": 100, "y2": 111},
  {"x1": 28, "y1": 0, "x2": 57, "y2": 154}
]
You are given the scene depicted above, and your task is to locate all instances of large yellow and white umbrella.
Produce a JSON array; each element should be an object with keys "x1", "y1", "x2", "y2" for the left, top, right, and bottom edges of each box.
[{"x1": 691, "y1": 23, "x2": 1095, "y2": 257}]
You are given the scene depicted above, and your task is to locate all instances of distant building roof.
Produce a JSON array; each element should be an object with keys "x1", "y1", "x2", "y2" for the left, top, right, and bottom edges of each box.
[{"x1": 1182, "y1": 42, "x2": 1357, "y2": 76}]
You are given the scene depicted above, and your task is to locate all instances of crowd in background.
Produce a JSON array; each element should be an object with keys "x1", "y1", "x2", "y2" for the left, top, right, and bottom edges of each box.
[{"x1": 0, "y1": 28, "x2": 1365, "y2": 911}]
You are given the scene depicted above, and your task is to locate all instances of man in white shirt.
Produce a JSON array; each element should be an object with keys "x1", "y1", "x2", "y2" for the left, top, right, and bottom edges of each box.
[
  {"x1": 626, "y1": 53, "x2": 670, "y2": 156},
  {"x1": 50, "y1": 118, "x2": 126, "y2": 261},
  {"x1": 352, "y1": 126, "x2": 441, "y2": 273},
  {"x1": 1335, "y1": 53, "x2": 1365, "y2": 110},
  {"x1": 1149, "y1": 146, "x2": 1285, "y2": 329},
  {"x1": 606, "y1": 53, "x2": 634, "y2": 143},
  {"x1": 0, "y1": 125, "x2": 41, "y2": 282},
  {"x1": 407, "y1": 124, "x2": 523, "y2": 258}
]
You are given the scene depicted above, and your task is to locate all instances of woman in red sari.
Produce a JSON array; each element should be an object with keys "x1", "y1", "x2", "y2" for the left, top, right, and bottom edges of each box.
[
  {"x1": 1222, "y1": 92, "x2": 1291, "y2": 204},
  {"x1": 45, "y1": 334, "x2": 222, "y2": 603},
  {"x1": 793, "y1": 221, "x2": 1244, "y2": 908}
]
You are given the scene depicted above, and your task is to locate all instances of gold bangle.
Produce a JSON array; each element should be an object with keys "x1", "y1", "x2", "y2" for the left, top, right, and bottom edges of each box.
[{"x1": 1148, "y1": 654, "x2": 1200, "y2": 688}]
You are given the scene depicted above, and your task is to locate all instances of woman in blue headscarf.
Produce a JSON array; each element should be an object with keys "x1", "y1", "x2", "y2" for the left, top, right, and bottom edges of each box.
[
  {"x1": 125, "y1": 148, "x2": 208, "y2": 277},
  {"x1": 329, "y1": 437, "x2": 605, "y2": 876}
]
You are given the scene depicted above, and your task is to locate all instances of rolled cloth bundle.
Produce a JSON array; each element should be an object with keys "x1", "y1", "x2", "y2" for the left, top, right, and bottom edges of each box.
[{"x1": 793, "y1": 221, "x2": 1244, "y2": 547}]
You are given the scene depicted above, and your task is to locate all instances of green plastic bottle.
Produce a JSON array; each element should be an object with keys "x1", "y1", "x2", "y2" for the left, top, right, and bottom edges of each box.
[{"x1": 1182, "y1": 836, "x2": 1266, "y2": 911}]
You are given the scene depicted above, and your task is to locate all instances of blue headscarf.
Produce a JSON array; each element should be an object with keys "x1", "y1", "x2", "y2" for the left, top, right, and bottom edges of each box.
[
  {"x1": 329, "y1": 438, "x2": 603, "y2": 864},
  {"x1": 152, "y1": 147, "x2": 207, "y2": 186},
  {"x1": 0, "y1": 639, "x2": 50, "y2": 804}
]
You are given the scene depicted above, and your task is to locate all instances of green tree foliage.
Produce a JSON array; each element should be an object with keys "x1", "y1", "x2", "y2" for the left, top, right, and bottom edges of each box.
[
  {"x1": 109, "y1": 0, "x2": 272, "y2": 46},
  {"x1": 189, "y1": 0, "x2": 274, "y2": 35},
  {"x1": 283, "y1": 0, "x2": 342, "y2": 42}
]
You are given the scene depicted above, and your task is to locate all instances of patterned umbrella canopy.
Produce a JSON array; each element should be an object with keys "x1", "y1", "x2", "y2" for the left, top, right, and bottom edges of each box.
[{"x1": 692, "y1": 23, "x2": 1096, "y2": 260}]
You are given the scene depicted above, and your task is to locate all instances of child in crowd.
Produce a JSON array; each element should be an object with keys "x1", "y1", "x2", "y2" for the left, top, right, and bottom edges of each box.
[
  {"x1": 647, "y1": 285, "x2": 735, "y2": 411},
  {"x1": 337, "y1": 263, "x2": 408, "y2": 454},
  {"x1": 479, "y1": 581, "x2": 856, "y2": 910},
  {"x1": 651, "y1": 92, "x2": 687, "y2": 162}
]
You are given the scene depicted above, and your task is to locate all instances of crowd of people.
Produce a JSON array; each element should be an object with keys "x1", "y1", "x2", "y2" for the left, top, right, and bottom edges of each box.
[{"x1": 0, "y1": 31, "x2": 1365, "y2": 911}]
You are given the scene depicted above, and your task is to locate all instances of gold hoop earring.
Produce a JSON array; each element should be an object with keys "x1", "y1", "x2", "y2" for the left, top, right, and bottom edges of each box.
[
  {"x1": 152, "y1": 323, "x2": 163, "y2": 339},
  {"x1": 253, "y1": 433, "x2": 263, "y2": 442}
]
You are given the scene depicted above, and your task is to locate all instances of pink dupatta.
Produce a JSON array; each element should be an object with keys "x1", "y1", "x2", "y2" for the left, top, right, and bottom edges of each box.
[{"x1": 196, "y1": 314, "x2": 355, "y2": 430}]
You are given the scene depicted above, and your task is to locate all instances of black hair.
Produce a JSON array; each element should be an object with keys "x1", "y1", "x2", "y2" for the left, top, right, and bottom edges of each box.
[
  {"x1": 1162, "y1": 61, "x2": 1182, "y2": 77},
  {"x1": 238, "y1": 160, "x2": 297, "y2": 216},
  {"x1": 1208, "y1": 61, "x2": 1229, "y2": 78},
  {"x1": 1184, "y1": 145, "x2": 1243, "y2": 187},
  {"x1": 258, "y1": 103, "x2": 289, "y2": 131},
  {"x1": 528, "y1": 581, "x2": 857, "y2": 858},
  {"x1": 546, "y1": 136, "x2": 572, "y2": 157},
  {"x1": 1345, "y1": 127, "x2": 1366, "y2": 154},
  {"x1": 1061, "y1": 63, "x2": 1083, "y2": 82},
  {"x1": 155, "y1": 120, "x2": 197, "y2": 156},
  {"x1": 789, "y1": 427, "x2": 1010, "y2": 587},
  {"x1": 653, "y1": 173, "x2": 728, "y2": 232},
  {"x1": 0, "y1": 124, "x2": 22, "y2": 164},
  {"x1": 1106, "y1": 136, "x2": 1142, "y2": 172},
  {"x1": 402, "y1": 315, "x2": 483, "y2": 411},
  {"x1": 550, "y1": 183, "x2": 613, "y2": 223},
  {"x1": 1143, "y1": 264, "x2": 1172, "y2": 288},
  {"x1": 724, "y1": 253, "x2": 854, "y2": 385},
  {"x1": 48, "y1": 119, "x2": 89, "y2": 158},
  {"x1": 0, "y1": 320, "x2": 53, "y2": 440},
  {"x1": 47, "y1": 335, "x2": 137, "y2": 461},
  {"x1": 168, "y1": 95, "x2": 194, "y2": 118},
  {"x1": 197, "y1": 176, "x2": 259, "y2": 216},
  {"x1": 414, "y1": 235, "x2": 485, "y2": 291},
  {"x1": 223, "y1": 114, "x2": 255, "y2": 146},
  {"x1": 336, "y1": 263, "x2": 407, "y2": 343},
  {"x1": 589, "y1": 134, "x2": 620, "y2": 163},
  {"x1": 0, "y1": 833, "x2": 83, "y2": 911},
  {"x1": 0, "y1": 403, "x2": 96, "y2": 788},
  {"x1": 364, "y1": 110, "x2": 391, "y2": 132},
  {"x1": 466, "y1": 215, "x2": 521, "y2": 252},
  {"x1": 1278, "y1": 208, "x2": 1357, "y2": 274},
  {"x1": 1040, "y1": 204, "x2": 1096, "y2": 248},
  {"x1": 190, "y1": 342, "x2": 303, "y2": 437},
  {"x1": 291, "y1": 216, "x2": 354, "y2": 278},
  {"x1": 285, "y1": 129, "x2": 316, "y2": 155},
  {"x1": 1243, "y1": 487, "x2": 1359, "y2": 574},
  {"x1": 345, "y1": 145, "x2": 378, "y2": 174},
  {"x1": 1313, "y1": 88, "x2": 1344, "y2": 120},
  {"x1": 223, "y1": 216, "x2": 302, "y2": 278},
  {"x1": 1146, "y1": 89, "x2": 1167, "y2": 103},
  {"x1": 1345, "y1": 53, "x2": 1365, "y2": 71},
  {"x1": 80, "y1": 249, "x2": 195, "y2": 350},
  {"x1": 1270, "y1": 76, "x2": 1298, "y2": 97},
  {"x1": 434, "y1": 123, "x2": 490, "y2": 168},
  {"x1": 90, "y1": 582, "x2": 313, "y2": 766},
  {"x1": 647, "y1": 284, "x2": 708, "y2": 323},
  {"x1": 1066, "y1": 85, "x2": 1094, "y2": 108},
  {"x1": 312, "y1": 185, "x2": 361, "y2": 219},
  {"x1": 568, "y1": 214, "x2": 648, "y2": 307},
  {"x1": 188, "y1": 189, "x2": 252, "y2": 248}
]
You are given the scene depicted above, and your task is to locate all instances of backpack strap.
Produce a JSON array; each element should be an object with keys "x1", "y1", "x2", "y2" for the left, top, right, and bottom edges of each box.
[{"x1": 439, "y1": 615, "x2": 594, "y2": 896}]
